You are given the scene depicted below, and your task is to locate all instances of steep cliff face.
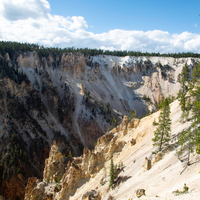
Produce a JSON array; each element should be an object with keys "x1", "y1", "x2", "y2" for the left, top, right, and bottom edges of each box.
[
  {"x1": 14, "y1": 52, "x2": 200, "y2": 149},
  {"x1": 15, "y1": 52, "x2": 200, "y2": 147},
  {"x1": 25, "y1": 116, "x2": 140, "y2": 200},
  {"x1": 25, "y1": 100, "x2": 200, "y2": 200},
  {"x1": 0, "y1": 51, "x2": 199, "y2": 199}
]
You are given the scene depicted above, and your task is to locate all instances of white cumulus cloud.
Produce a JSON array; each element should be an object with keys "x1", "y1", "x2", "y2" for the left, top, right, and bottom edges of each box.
[
  {"x1": 0, "y1": 0, "x2": 200, "y2": 53},
  {"x1": 0, "y1": 0, "x2": 50, "y2": 21}
]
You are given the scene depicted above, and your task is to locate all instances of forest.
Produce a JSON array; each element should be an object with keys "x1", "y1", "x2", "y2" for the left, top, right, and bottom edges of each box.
[{"x1": 1, "y1": 41, "x2": 200, "y2": 58}]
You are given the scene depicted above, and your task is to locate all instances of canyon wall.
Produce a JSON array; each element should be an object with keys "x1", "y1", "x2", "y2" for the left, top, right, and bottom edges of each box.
[{"x1": 0, "y1": 51, "x2": 199, "y2": 199}]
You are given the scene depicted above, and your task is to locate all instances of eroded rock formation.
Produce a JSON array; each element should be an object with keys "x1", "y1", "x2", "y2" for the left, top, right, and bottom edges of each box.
[
  {"x1": 25, "y1": 116, "x2": 137, "y2": 199},
  {"x1": 0, "y1": 51, "x2": 199, "y2": 199}
]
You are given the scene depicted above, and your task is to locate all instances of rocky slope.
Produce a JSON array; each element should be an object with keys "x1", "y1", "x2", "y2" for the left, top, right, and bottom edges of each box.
[
  {"x1": 0, "y1": 51, "x2": 199, "y2": 199},
  {"x1": 15, "y1": 52, "x2": 200, "y2": 148},
  {"x1": 25, "y1": 100, "x2": 200, "y2": 200}
]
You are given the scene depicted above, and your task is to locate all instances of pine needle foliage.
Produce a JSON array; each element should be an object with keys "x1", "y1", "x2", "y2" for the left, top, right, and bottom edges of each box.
[
  {"x1": 109, "y1": 158, "x2": 116, "y2": 188},
  {"x1": 129, "y1": 110, "x2": 136, "y2": 121},
  {"x1": 188, "y1": 64, "x2": 200, "y2": 153},
  {"x1": 177, "y1": 63, "x2": 190, "y2": 122},
  {"x1": 152, "y1": 98, "x2": 171, "y2": 151},
  {"x1": 177, "y1": 63, "x2": 200, "y2": 164}
]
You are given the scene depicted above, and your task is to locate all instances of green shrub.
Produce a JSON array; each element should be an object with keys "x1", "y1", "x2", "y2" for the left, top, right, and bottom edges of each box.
[
  {"x1": 172, "y1": 183, "x2": 189, "y2": 196},
  {"x1": 109, "y1": 158, "x2": 116, "y2": 188},
  {"x1": 57, "y1": 175, "x2": 61, "y2": 184},
  {"x1": 100, "y1": 178, "x2": 105, "y2": 186},
  {"x1": 152, "y1": 118, "x2": 158, "y2": 126},
  {"x1": 67, "y1": 151, "x2": 72, "y2": 158}
]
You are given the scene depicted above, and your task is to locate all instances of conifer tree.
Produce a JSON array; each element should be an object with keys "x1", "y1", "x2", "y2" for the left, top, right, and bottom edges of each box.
[
  {"x1": 152, "y1": 98, "x2": 171, "y2": 151},
  {"x1": 129, "y1": 110, "x2": 136, "y2": 121},
  {"x1": 177, "y1": 64, "x2": 200, "y2": 165},
  {"x1": 190, "y1": 64, "x2": 200, "y2": 153},
  {"x1": 178, "y1": 63, "x2": 190, "y2": 122},
  {"x1": 111, "y1": 117, "x2": 117, "y2": 129},
  {"x1": 109, "y1": 158, "x2": 116, "y2": 187}
]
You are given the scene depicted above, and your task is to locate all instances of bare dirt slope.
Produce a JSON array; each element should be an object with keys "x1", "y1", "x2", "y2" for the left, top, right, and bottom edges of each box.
[{"x1": 70, "y1": 100, "x2": 200, "y2": 200}]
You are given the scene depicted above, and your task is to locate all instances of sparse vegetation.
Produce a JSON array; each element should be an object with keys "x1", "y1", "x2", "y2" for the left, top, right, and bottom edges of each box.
[
  {"x1": 177, "y1": 62, "x2": 200, "y2": 167},
  {"x1": 172, "y1": 183, "x2": 189, "y2": 196},
  {"x1": 67, "y1": 151, "x2": 72, "y2": 158},
  {"x1": 142, "y1": 95, "x2": 151, "y2": 103},
  {"x1": 57, "y1": 175, "x2": 61, "y2": 184},
  {"x1": 1, "y1": 131, "x2": 30, "y2": 180},
  {"x1": 118, "y1": 161, "x2": 123, "y2": 168},
  {"x1": 84, "y1": 88, "x2": 91, "y2": 102},
  {"x1": 152, "y1": 98, "x2": 171, "y2": 151},
  {"x1": 156, "y1": 95, "x2": 175, "y2": 110},
  {"x1": 129, "y1": 110, "x2": 136, "y2": 121},
  {"x1": 47, "y1": 171, "x2": 50, "y2": 183},
  {"x1": 177, "y1": 63, "x2": 190, "y2": 122},
  {"x1": 100, "y1": 178, "x2": 105, "y2": 186},
  {"x1": 111, "y1": 117, "x2": 117, "y2": 129},
  {"x1": 109, "y1": 158, "x2": 116, "y2": 188},
  {"x1": 152, "y1": 118, "x2": 158, "y2": 126}
]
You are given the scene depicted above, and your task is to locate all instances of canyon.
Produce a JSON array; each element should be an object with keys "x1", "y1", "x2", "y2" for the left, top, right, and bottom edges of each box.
[
  {"x1": 25, "y1": 100, "x2": 200, "y2": 200},
  {"x1": 0, "y1": 51, "x2": 199, "y2": 199}
]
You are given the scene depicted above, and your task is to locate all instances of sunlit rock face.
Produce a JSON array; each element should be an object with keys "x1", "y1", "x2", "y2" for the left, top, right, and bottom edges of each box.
[
  {"x1": 16, "y1": 52, "x2": 199, "y2": 149},
  {"x1": 25, "y1": 115, "x2": 131, "y2": 200},
  {"x1": 15, "y1": 52, "x2": 199, "y2": 148},
  {"x1": 0, "y1": 51, "x2": 199, "y2": 200}
]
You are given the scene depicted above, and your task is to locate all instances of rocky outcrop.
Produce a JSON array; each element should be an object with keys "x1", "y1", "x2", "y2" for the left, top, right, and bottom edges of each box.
[
  {"x1": 24, "y1": 100, "x2": 200, "y2": 200},
  {"x1": 82, "y1": 190, "x2": 101, "y2": 200},
  {"x1": 152, "y1": 152, "x2": 164, "y2": 164},
  {"x1": 143, "y1": 157, "x2": 151, "y2": 170},
  {"x1": 58, "y1": 134, "x2": 126, "y2": 199},
  {"x1": 127, "y1": 118, "x2": 140, "y2": 129},
  {"x1": 25, "y1": 115, "x2": 131, "y2": 199},
  {"x1": 24, "y1": 177, "x2": 38, "y2": 200},
  {"x1": 135, "y1": 189, "x2": 146, "y2": 198},
  {"x1": 130, "y1": 138, "x2": 136, "y2": 146},
  {"x1": 43, "y1": 141, "x2": 69, "y2": 183}
]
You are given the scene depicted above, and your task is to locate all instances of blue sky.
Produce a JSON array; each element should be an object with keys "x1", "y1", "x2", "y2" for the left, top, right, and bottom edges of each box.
[
  {"x1": 48, "y1": 0, "x2": 200, "y2": 34},
  {"x1": 0, "y1": 0, "x2": 200, "y2": 53}
]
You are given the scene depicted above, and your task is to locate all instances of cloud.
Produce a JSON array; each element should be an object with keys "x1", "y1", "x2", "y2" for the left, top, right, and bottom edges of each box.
[
  {"x1": 0, "y1": 0, "x2": 200, "y2": 53},
  {"x1": 194, "y1": 23, "x2": 198, "y2": 28},
  {"x1": 1, "y1": 0, "x2": 50, "y2": 21},
  {"x1": 53, "y1": 15, "x2": 88, "y2": 30}
]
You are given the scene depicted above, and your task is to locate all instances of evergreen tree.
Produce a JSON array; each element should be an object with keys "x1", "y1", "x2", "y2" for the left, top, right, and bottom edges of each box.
[
  {"x1": 152, "y1": 98, "x2": 171, "y2": 151},
  {"x1": 109, "y1": 158, "x2": 116, "y2": 187},
  {"x1": 129, "y1": 110, "x2": 136, "y2": 121},
  {"x1": 177, "y1": 128, "x2": 195, "y2": 166},
  {"x1": 177, "y1": 64, "x2": 200, "y2": 165},
  {"x1": 190, "y1": 64, "x2": 200, "y2": 153},
  {"x1": 111, "y1": 117, "x2": 117, "y2": 129},
  {"x1": 177, "y1": 63, "x2": 190, "y2": 122}
]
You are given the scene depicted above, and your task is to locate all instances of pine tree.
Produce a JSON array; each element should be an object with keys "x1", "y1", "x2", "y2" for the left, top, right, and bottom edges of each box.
[
  {"x1": 152, "y1": 98, "x2": 171, "y2": 151},
  {"x1": 129, "y1": 110, "x2": 136, "y2": 121},
  {"x1": 177, "y1": 64, "x2": 200, "y2": 166},
  {"x1": 111, "y1": 117, "x2": 117, "y2": 129},
  {"x1": 109, "y1": 158, "x2": 116, "y2": 188},
  {"x1": 190, "y1": 64, "x2": 200, "y2": 153},
  {"x1": 177, "y1": 128, "x2": 195, "y2": 166},
  {"x1": 178, "y1": 63, "x2": 190, "y2": 122}
]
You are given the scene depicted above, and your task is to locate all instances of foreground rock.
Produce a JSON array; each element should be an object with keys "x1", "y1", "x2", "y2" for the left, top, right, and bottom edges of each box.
[
  {"x1": 135, "y1": 189, "x2": 146, "y2": 198},
  {"x1": 25, "y1": 116, "x2": 134, "y2": 199},
  {"x1": 82, "y1": 190, "x2": 101, "y2": 200}
]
